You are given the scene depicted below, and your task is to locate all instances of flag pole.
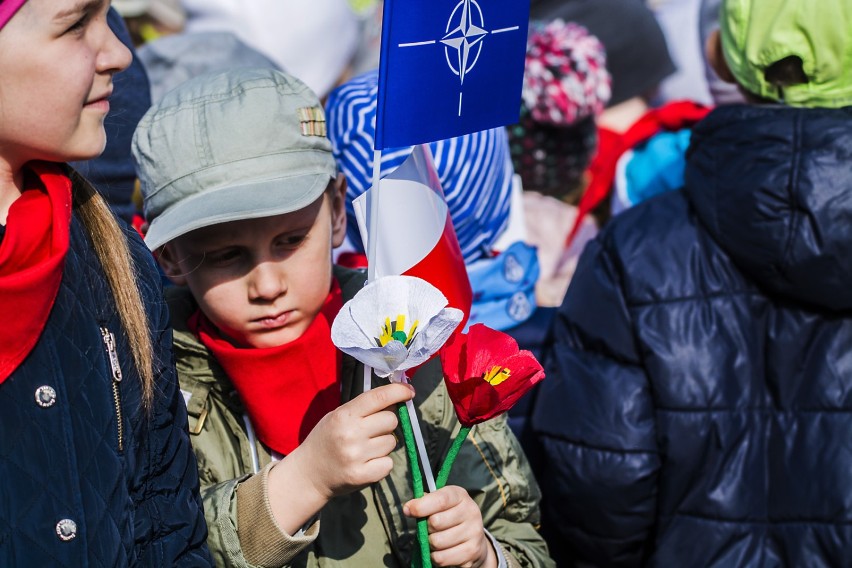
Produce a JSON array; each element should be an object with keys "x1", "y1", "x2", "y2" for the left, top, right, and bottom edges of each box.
[
  {"x1": 364, "y1": 148, "x2": 383, "y2": 394},
  {"x1": 366, "y1": 149, "x2": 382, "y2": 283}
]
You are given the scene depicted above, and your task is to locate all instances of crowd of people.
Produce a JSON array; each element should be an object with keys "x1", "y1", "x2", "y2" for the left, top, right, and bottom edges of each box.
[{"x1": 0, "y1": 0, "x2": 849, "y2": 565}]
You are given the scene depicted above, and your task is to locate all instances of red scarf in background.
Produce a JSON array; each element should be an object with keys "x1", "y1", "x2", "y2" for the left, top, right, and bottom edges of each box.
[
  {"x1": 566, "y1": 100, "x2": 712, "y2": 247},
  {"x1": 0, "y1": 162, "x2": 72, "y2": 383},
  {"x1": 189, "y1": 280, "x2": 344, "y2": 455}
]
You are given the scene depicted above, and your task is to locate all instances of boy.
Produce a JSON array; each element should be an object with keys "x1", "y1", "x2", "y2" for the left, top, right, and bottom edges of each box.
[
  {"x1": 132, "y1": 68, "x2": 553, "y2": 568},
  {"x1": 529, "y1": 0, "x2": 852, "y2": 565}
]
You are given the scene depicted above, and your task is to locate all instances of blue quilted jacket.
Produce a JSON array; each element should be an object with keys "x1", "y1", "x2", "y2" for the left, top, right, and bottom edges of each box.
[
  {"x1": 0, "y1": 203, "x2": 212, "y2": 565},
  {"x1": 530, "y1": 105, "x2": 852, "y2": 567}
]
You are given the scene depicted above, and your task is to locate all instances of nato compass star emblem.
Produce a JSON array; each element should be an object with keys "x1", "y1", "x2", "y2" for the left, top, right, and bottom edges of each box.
[{"x1": 398, "y1": 0, "x2": 521, "y2": 116}]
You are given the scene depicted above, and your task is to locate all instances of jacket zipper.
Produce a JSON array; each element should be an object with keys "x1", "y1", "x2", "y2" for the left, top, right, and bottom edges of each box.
[{"x1": 100, "y1": 327, "x2": 124, "y2": 452}]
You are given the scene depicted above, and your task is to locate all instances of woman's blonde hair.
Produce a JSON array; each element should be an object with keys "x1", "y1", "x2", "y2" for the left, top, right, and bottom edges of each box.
[{"x1": 69, "y1": 168, "x2": 154, "y2": 410}]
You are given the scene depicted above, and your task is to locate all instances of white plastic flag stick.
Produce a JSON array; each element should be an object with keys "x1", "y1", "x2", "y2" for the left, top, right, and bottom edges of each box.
[
  {"x1": 363, "y1": 366, "x2": 373, "y2": 397},
  {"x1": 366, "y1": 149, "x2": 382, "y2": 283},
  {"x1": 400, "y1": 372, "x2": 437, "y2": 493},
  {"x1": 364, "y1": 148, "x2": 383, "y2": 394}
]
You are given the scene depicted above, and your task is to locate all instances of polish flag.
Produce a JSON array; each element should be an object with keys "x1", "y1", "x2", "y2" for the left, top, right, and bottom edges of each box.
[{"x1": 353, "y1": 145, "x2": 472, "y2": 329}]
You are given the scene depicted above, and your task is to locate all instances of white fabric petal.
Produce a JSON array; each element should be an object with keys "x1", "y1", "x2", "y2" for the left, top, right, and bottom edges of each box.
[
  {"x1": 351, "y1": 277, "x2": 447, "y2": 333},
  {"x1": 330, "y1": 275, "x2": 460, "y2": 374},
  {"x1": 330, "y1": 303, "x2": 372, "y2": 347},
  {"x1": 402, "y1": 308, "x2": 464, "y2": 370},
  {"x1": 338, "y1": 343, "x2": 409, "y2": 377},
  {"x1": 403, "y1": 276, "x2": 452, "y2": 325}
]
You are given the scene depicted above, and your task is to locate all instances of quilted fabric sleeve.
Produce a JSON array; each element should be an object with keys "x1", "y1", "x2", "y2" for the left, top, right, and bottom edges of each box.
[
  {"x1": 127, "y1": 230, "x2": 213, "y2": 566},
  {"x1": 530, "y1": 236, "x2": 661, "y2": 567}
]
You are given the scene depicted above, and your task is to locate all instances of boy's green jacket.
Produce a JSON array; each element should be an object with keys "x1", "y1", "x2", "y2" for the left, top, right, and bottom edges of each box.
[{"x1": 167, "y1": 266, "x2": 554, "y2": 568}]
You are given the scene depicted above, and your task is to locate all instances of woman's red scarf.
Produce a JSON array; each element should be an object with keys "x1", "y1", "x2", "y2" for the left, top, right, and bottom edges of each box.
[
  {"x1": 0, "y1": 162, "x2": 72, "y2": 383},
  {"x1": 189, "y1": 281, "x2": 344, "y2": 455}
]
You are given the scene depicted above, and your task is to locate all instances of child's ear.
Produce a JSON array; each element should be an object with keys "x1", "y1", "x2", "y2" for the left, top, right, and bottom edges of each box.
[
  {"x1": 706, "y1": 29, "x2": 737, "y2": 84},
  {"x1": 330, "y1": 174, "x2": 348, "y2": 248},
  {"x1": 155, "y1": 243, "x2": 188, "y2": 287}
]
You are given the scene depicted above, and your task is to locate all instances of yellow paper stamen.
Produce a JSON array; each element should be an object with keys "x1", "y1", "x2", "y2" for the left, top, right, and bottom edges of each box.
[
  {"x1": 376, "y1": 314, "x2": 420, "y2": 347},
  {"x1": 483, "y1": 365, "x2": 511, "y2": 386}
]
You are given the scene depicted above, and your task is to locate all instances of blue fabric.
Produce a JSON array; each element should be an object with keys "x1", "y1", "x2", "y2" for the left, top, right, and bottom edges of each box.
[
  {"x1": 0, "y1": 211, "x2": 211, "y2": 565},
  {"x1": 530, "y1": 104, "x2": 852, "y2": 566},
  {"x1": 467, "y1": 241, "x2": 544, "y2": 441},
  {"x1": 623, "y1": 128, "x2": 692, "y2": 206},
  {"x1": 375, "y1": 0, "x2": 529, "y2": 148},
  {"x1": 70, "y1": 8, "x2": 151, "y2": 223},
  {"x1": 465, "y1": 241, "x2": 539, "y2": 331},
  {"x1": 327, "y1": 69, "x2": 513, "y2": 264}
]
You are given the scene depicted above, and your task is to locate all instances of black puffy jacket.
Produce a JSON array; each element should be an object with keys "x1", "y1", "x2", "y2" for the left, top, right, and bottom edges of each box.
[
  {"x1": 0, "y1": 206, "x2": 212, "y2": 565},
  {"x1": 530, "y1": 105, "x2": 852, "y2": 567}
]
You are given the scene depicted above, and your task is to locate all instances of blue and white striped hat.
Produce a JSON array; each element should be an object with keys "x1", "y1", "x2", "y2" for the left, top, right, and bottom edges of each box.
[{"x1": 326, "y1": 70, "x2": 514, "y2": 264}]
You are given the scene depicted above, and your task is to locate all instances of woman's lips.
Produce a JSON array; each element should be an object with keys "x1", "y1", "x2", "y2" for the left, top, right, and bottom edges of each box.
[{"x1": 84, "y1": 98, "x2": 110, "y2": 113}]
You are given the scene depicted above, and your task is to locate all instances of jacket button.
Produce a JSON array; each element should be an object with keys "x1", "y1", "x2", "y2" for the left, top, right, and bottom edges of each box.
[
  {"x1": 35, "y1": 386, "x2": 57, "y2": 408},
  {"x1": 55, "y1": 519, "x2": 77, "y2": 541}
]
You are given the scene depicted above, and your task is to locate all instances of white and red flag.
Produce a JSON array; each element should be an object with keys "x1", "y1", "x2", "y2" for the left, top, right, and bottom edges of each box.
[{"x1": 352, "y1": 145, "x2": 472, "y2": 329}]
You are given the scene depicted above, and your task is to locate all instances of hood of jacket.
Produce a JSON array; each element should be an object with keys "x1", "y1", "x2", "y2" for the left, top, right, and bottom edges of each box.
[{"x1": 685, "y1": 104, "x2": 852, "y2": 310}]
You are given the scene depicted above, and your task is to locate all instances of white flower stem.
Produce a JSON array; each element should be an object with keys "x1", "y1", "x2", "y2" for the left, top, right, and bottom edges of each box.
[
  {"x1": 397, "y1": 372, "x2": 437, "y2": 493},
  {"x1": 363, "y1": 365, "x2": 373, "y2": 394}
]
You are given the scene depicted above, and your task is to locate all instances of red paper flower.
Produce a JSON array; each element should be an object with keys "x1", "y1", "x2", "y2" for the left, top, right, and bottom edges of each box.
[{"x1": 439, "y1": 323, "x2": 545, "y2": 427}]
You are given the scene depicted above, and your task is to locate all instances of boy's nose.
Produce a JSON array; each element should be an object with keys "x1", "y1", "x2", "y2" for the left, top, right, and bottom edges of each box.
[{"x1": 248, "y1": 262, "x2": 287, "y2": 301}]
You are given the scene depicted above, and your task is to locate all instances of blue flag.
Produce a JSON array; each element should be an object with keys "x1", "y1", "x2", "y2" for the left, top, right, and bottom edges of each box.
[{"x1": 375, "y1": 0, "x2": 530, "y2": 150}]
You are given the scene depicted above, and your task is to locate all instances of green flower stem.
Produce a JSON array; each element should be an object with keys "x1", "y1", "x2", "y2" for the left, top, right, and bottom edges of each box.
[
  {"x1": 398, "y1": 403, "x2": 431, "y2": 568},
  {"x1": 436, "y1": 425, "x2": 472, "y2": 489}
]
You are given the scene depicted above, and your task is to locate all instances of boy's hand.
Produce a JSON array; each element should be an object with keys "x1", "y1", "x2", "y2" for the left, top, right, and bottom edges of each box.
[
  {"x1": 267, "y1": 382, "x2": 415, "y2": 534},
  {"x1": 289, "y1": 382, "x2": 415, "y2": 500},
  {"x1": 403, "y1": 486, "x2": 499, "y2": 568}
]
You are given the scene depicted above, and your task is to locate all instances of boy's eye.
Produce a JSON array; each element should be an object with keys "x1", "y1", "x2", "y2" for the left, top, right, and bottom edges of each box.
[
  {"x1": 276, "y1": 234, "x2": 307, "y2": 248},
  {"x1": 206, "y1": 248, "x2": 242, "y2": 265}
]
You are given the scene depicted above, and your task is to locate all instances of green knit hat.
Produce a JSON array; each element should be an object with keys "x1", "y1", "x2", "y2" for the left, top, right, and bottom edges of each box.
[{"x1": 720, "y1": 0, "x2": 852, "y2": 108}]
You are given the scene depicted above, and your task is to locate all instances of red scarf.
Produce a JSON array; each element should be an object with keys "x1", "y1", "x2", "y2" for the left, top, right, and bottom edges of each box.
[
  {"x1": 566, "y1": 100, "x2": 712, "y2": 246},
  {"x1": 0, "y1": 162, "x2": 72, "y2": 383},
  {"x1": 189, "y1": 280, "x2": 344, "y2": 455}
]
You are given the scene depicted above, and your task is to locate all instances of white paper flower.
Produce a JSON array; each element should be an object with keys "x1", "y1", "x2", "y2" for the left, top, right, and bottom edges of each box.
[{"x1": 331, "y1": 275, "x2": 464, "y2": 377}]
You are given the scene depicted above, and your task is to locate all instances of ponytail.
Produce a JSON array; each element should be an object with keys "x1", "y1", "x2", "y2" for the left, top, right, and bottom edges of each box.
[{"x1": 69, "y1": 169, "x2": 155, "y2": 410}]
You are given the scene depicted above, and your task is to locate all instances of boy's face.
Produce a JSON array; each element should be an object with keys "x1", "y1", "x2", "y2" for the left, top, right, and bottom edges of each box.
[{"x1": 158, "y1": 177, "x2": 347, "y2": 348}]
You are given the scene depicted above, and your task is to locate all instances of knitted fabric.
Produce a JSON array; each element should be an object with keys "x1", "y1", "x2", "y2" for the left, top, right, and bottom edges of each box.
[
  {"x1": 509, "y1": 21, "x2": 609, "y2": 197},
  {"x1": 522, "y1": 20, "x2": 611, "y2": 126}
]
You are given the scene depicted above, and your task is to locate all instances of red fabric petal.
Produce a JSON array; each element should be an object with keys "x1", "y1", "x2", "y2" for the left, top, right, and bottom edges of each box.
[
  {"x1": 465, "y1": 324, "x2": 520, "y2": 376},
  {"x1": 440, "y1": 327, "x2": 469, "y2": 385},
  {"x1": 440, "y1": 325, "x2": 545, "y2": 427}
]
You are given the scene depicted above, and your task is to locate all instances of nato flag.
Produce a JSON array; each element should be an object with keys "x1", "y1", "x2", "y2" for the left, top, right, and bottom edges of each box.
[{"x1": 375, "y1": 0, "x2": 530, "y2": 150}]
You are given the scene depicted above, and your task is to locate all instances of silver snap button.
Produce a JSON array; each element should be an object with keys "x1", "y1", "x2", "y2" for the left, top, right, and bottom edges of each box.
[
  {"x1": 56, "y1": 519, "x2": 77, "y2": 541},
  {"x1": 35, "y1": 386, "x2": 57, "y2": 408}
]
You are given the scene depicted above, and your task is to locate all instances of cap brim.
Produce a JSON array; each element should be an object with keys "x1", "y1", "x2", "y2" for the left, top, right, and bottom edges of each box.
[{"x1": 144, "y1": 172, "x2": 332, "y2": 250}]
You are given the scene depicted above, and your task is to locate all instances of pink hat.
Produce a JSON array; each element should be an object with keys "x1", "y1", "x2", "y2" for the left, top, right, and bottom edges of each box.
[
  {"x1": 0, "y1": 0, "x2": 27, "y2": 30},
  {"x1": 522, "y1": 20, "x2": 611, "y2": 126}
]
